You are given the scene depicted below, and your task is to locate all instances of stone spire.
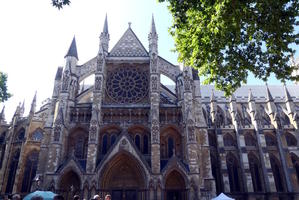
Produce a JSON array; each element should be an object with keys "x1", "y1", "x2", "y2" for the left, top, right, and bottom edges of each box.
[
  {"x1": 148, "y1": 14, "x2": 158, "y2": 54},
  {"x1": 20, "y1": 100, "x2": 25, "y2": 116},
  {"x1": 283, "y1": 84, "x2": 292, "y2": 102},
  {"x1": 103, "y1": 14, "x2": 108, "y2": 34},
  {"x1": 0, "y1": 106, "x2": 5, "y2": 124},
  {"x1": 265, "y1": 83, "x2": 273, "y2": 102},
  {"x1": 100, "y1": 14, "x2": 110, "y2": 53},
  {"x1": 30, "y1": 91, "x2": 37, "y2": 115},
  {"x1": 65, "y1": 36, "x2": 78, "y2": 60}
]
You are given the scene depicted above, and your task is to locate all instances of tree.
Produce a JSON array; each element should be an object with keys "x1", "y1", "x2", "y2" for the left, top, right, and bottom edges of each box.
[
  {"x1": 0, "y1": 72, "x2": 11, "y2": 103},
  {"x1": 159, "y1": 0, "x2": 298, "y2": 95},
  {"x1": 52, "y1": 0, "x2": 70, "y2": 9}
]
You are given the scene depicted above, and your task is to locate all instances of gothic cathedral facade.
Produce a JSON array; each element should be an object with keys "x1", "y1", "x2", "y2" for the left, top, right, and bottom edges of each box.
[{"x1": 1, "y1": 16, "x2": 299, "y2": 200}]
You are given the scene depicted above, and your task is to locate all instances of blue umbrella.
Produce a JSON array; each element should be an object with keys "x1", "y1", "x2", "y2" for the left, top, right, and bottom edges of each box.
[{"x1": 23, "y1": 190, "x2": 57, "y2": 200}]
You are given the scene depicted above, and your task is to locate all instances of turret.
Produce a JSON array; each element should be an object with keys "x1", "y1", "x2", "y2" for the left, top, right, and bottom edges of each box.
[{"x1": 100, "y1": 14, "x2": 110, "y2": 54}]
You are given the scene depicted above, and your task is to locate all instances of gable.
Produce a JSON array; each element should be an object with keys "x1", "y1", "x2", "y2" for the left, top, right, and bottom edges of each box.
[{"x1": 109, "y1": 28, "x2": 148, "y2": 57}]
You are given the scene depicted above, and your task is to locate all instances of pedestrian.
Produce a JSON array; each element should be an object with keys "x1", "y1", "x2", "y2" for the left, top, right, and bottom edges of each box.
[
  {"x1": 104, "y1": 194, "x2": 111, "y2": 200},
  {"x1": 73, "y1": 195, "x2": 80, "y2": 200},
  {"x1": 11, "y1": 194, "x2": 21, "y2": 200},
  {"x1": 93, "y1": 194, "x2": 101, "y2": 200},
  {"x1": 31, "y1": 196, "x2": 43, "y2": 200}
]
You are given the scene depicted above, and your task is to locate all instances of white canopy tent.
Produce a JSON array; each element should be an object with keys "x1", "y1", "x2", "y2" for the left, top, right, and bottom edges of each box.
[{"x1": 211, "y1": 193, "x2": 235, "y2": 200}]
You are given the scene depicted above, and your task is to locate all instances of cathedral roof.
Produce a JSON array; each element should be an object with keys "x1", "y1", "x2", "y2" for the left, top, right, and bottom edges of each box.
[{"x1": 109, "y1": 25, "x2": 148, "y2": 57}]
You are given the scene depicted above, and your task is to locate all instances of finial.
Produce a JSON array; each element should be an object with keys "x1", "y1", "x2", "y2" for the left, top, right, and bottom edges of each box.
[
  {"x1": 150, "y1": 14, "x2": 157, "y2": 34},
  {"x1": 128, "y1": 22, "x2": 132, "y2": 28}
]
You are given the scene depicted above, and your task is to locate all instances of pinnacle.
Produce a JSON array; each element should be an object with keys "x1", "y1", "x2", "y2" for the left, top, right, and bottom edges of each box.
[
  {"x1": 283, "y1": 84, "x2": 292, "y2": 102},
  {"x1": 150, "y1": 14, "x2": 157, "y2": 34},
  {"x1": 248, "y1": 89, "x2": 254, "y2": 102},
  {"x1": 265, "y1": 83, "x2": 273, "y2": 102},
  {"x1": 65, "y1": 36, "x2": 78, "y2": 60},
  {"x1": 103, "y1": 14, "x2": 109, "y2": 34}
]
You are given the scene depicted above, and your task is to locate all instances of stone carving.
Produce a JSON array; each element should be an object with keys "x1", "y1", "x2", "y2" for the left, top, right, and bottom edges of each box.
[
  {"x1": 89, "y1": 119, "x2": 98, "y2": 141},
  {"x1": 97, "y1": 54, "x2": 104, "y2": 72},
  {"x1": 95, "y1": 76, "x2": 102, "y2": 91},
  {"x1": 150, "y1": 53, "x2": 158, "y2": 73},
  {"x1": 62, "y1": 70, "x2": 70, "y2": 91},
  {"x1": 53, "y1": 125, "x2": 61, "y2": 142},
  {"x1": 151, "y1": 76, "x2": 158, "y2": 91},
  {"x1": 184, "y1": 73, "x2": 191, "y2": 92},
  {"x1": 151, "y1": 119, "x2": 160, "y2": 143}
]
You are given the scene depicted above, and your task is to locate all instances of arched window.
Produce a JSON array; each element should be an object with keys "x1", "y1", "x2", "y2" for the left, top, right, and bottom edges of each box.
[
  {"x1": 16, "y1": 128, "x2": 25, "y2": 141},
  {"x1": 0, "y1": 132, "x2": 6, "y2": 168},
  {"x1": 248, "y1": 154, "x2": 263, "y2": 192},
  {"x1": 285, "y1": 132, "x2": 297, "y2": 147},
  {"x1": 223, "y1": 134, "x2": 236, "y2": 147},
  {"x1": 244, "y1": 133, "x2": 256, "y2": 146},
  {"x1": 135, "y1": 135, "x2": 141, "y2": 150},
  {"x1": 21, "y1": 151, "x2": 39, "y2": 192},
  {"x1": 143, "y1": 135, "x2": 148, "y2": 154},
  {"x1": 74, "y1": 136, "x2": 85, "y2": 159},
  {"x1": 265, "y1": 134, "x2": 277, "y2": 146},
  {"x1": 110, "y1": 134, "x2": 116, "y2": 146},
  {"x1": 270, "y1": 155, "x2": 286, "y2": 192},
  {"x1": 168, "y1": 137, "x2": 174, "y2": 158},
  {"x1": 211, "y1": 154, "x2": 222, "y2": 194},
  {"x1": 32, "y1": 130, "x2": 43, "y2": 141},
  {"x1": 226, "y1": 154, "x2": 242, "y2": 192},
  {"x1": 208, "y1": 132, "x2": 217, "y2": 147},
  {"x1": 291, "y1": 154, "x2": 299, "y2": 184},
  {"x1": 102, "y1": 135, "x2": 108, "y2": 154},
  {"x1": 6, "y1": 149, "x2": 20, "y2": 193}
]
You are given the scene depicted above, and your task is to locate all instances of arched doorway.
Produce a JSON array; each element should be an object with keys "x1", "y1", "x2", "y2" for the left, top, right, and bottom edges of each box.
[
  {"x1": 164, "y1": 170, "x2": 186, "y2": 200},
  {"x1": 100, "y1": 153, "x2": 146, "y2": 200},
  {"x1": 59, "y1": 170, "x2": 81, "y2": 199}
]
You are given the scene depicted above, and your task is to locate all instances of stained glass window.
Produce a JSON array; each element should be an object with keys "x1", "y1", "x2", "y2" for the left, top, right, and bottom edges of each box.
[
  {"x1": 21, "y1": 151, "x2": 39, "y2": 192},
  {"x1": 32, "y1": 130, "x2": 43, "y2": 141},
  {"x1": 106, "y1": 68, "x2": 148, "y2": 103}
]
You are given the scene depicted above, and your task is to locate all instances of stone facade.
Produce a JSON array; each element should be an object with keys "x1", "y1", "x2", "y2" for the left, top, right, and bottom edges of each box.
[{"x1": 1, "y1": 17, "x2": 299, "y2": 200}]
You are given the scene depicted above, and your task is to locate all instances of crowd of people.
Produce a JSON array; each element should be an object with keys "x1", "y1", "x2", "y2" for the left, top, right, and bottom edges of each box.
[{"x1": 1, "y1": 193, "x2": 112, "y2": 200}]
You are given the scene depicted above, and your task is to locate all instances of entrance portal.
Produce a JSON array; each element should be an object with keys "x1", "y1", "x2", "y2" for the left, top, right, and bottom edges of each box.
[
  {"x1": 165, "y1": 170, "x2": 186, "y2": 200},
  {"x1": 100, "y1": 153, "x2": 146, "y2": 200}
]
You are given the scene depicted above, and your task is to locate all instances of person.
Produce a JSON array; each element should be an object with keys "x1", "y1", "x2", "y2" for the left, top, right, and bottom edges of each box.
[
  {"x1": 53, "y1": 195, "x2": 64, "y2": 200},
  {"x1": 11, "y1": 194, "x2": 20, "y2": 200},
  {"x1": 104, "y1": 194, "x2": 111, "y2": 200},
  {"x1": 93, "y1": 195, "x2": 101, "y2": 200},
  {"x1": 73, "y1": 195, "x2": 80, "y2": 200}
]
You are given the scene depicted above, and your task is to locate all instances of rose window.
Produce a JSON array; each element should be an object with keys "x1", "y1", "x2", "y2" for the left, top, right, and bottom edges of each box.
[{"x1": 106, "y1": 68, "x2": 148, "y2": 103}]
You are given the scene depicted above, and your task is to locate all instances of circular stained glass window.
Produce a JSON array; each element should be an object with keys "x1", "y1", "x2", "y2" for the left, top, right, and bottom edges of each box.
[{"x1": 106, "y1": 68, "x2": 148, "y2": 103}]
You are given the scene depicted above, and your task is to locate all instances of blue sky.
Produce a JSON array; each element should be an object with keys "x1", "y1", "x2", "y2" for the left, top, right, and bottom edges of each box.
[{"x1": 0, "y1": 0, "x2": 298, "y2": 120}]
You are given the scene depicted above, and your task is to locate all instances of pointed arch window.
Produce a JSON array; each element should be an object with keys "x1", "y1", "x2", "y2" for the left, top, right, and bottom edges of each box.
[
  {"x1": 248, "y1": 154, "x2": 263, "y2": 192},
  {"x1": 21, "y1": 151, "x2": 39, "y2": 192},
  {"x1": 143, "y1": 135, "x2": 149, "y2": 154},
  {"x1": 32, "y1": 130, "x2": 43, "y2": 141},
  {"x1": 265, "y1": 134, "x2": 277, "y2": 146},
  {"x1": 0, "y1": 132, "x2": 6, "y2": 168},
  {"x1": 244, "y1": 133, "x2": 256, "y2": 147},
  {"x1": 15, "y1": 128, "x2": 25, "y2": 142},
  {"x1": 168, "y1": 137, "x2": 174, "y2": 158},
  {"x1": 135, "y1": 135, "x2": 141, "y2": 150},
  {"x1": 226, "y1": 154, "x2": 242, "y2": 192},
  {"x1": 223, "y1": 134, "x2": 237, "y2": 147},
  {"x1": 111, "y1": 134, "x2": 116, "y2": 146},
  {"x1": 285, "y1": 132, "x2": 297, "y2": 147},
  {"x1": 270, "y1": 156, "x2": 286, "y2": 192},
  {"x1": 6, "y1": 149, "x2": 20, "y2": 193},
  {"x1": 102, "y1": 135, "x2": 108, "y2": 154}
]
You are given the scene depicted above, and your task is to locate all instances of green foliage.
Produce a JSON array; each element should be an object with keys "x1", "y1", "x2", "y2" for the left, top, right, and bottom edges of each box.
[
  {"x1": 159, "y1": 0, "x2": 299, "y2": 95},
  {"x1": 52, "y1": 0, "x2": 70, "y2": 9},
  {"x1": 0, "y1": 72, "x2": 11, "y2": 103}
]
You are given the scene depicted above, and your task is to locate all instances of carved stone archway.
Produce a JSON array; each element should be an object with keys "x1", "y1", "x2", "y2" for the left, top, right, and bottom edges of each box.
[
  {"x1": 100, "y1": 152, "x2": 146, "y2": 200},
  {"x1": 164, "y1": 170, "x2": 187, "y2": 200}
]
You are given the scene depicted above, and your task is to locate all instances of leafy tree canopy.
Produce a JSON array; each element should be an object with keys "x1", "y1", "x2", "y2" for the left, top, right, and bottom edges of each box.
[
  {"x1": 159, "y1": 0, "x2": 299, "y2": 95},
  {"x1": 52, "y1": 0, "x2": 70, "y2": 9},
  {"x1": 0, "y1": 72, "x2": 11, "y2": 103}
]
